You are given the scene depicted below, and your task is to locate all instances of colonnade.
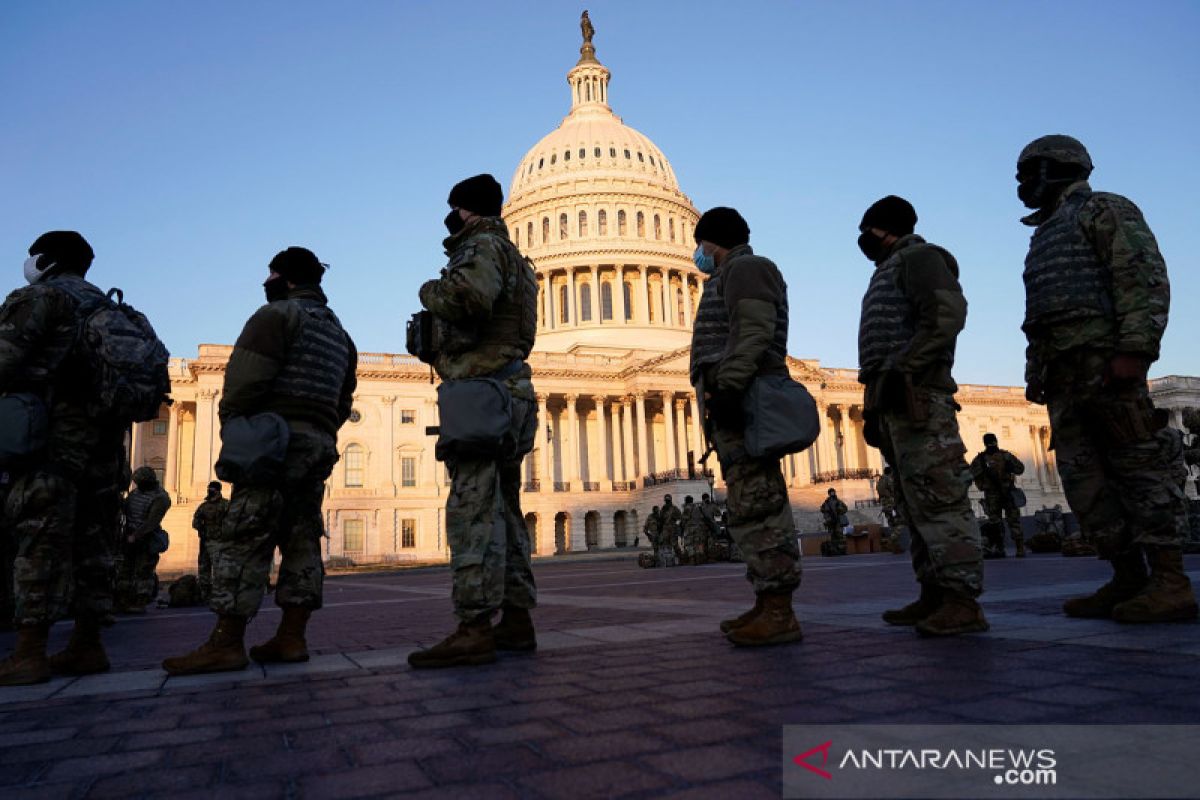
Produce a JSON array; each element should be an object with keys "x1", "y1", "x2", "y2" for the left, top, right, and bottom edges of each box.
[{"x1": 538, "y1": 264, "x2": 700, "y2": 331}]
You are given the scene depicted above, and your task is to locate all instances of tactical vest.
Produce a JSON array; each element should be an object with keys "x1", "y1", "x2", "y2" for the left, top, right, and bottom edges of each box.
[
  {"x1": 476, "y1": 233, "x2": 537, "y2": 360},
  {"x1": 273, "y1": 300, "x2": 351, "y2": 409},
  {"x1": 858, "y1": 251, "x2": 916, "y2": 376},
  {"x1": 1023, "y1": 187, "x2": 1114, "y2": 330},
  {"x1": 11, "y1": 276, "x2": 103, "y2": 394},
  {"x1": 689, "y1": 272, "x2": 729, "y2": 385},
  {"x1": 125, "y1": 488, "x2": 158, "y2": 532}
]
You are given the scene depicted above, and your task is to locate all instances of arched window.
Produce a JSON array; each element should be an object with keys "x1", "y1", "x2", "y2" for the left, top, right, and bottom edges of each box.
[
  {"x1": 598, "y1": 210, "x2": 607, "y2": 236},
  {"x1": 344, "y1": 444, "x2": 364, "y2": 488},
  {"x1": 637, "y1": 152, "x2": 644, "y2": 162},
  {"x1": 647, "y1": 282, "x2": 657, "y2": 323},
  {"x1": 564, "y1": 150, "x2": 570, "y2": 161},
  {"x1": 514, "y1": 227, "x2": 519, "y2": 247},
  {"x1": 580, "y1": 283, "x2": 592, "y2": 322},
  {"x1": 527, "y1": 222, "x2": 533, "y2": 245},
  {"x1": 601, "y1": 281, "x2": 613, "y2": 320},
  {"x1": 677, "y1": 288, "x2": 685, "y2": 325},
  {"x1": 579, "y1": 148, "x2": 585, "y2": 159},
  {"x1": 617, "y1": 210, "x2": 627, "y2": 236},
  {"x1": 636, "y1": 212, "x2": 645, "y2": 237},
  {"x1": 559, "y1": 284, "x2": 569, "y2": 323},
  {"x1": 559, "y1": 213, "x2": 568, "y2": 240},
  {"x1": 624, "y1": 149, "x2": 631, "y2": 159},
  {"x1": 623, "y1": 282, "x2": 633, "y2": 320},
  {"x1": 669, "y1": 218, "x2": 675, "y2": 242},
  {"x1": 654, "y1": 215, "x2": 662, "y2": 240},
  {"x1": 542, "y1": 217, "x2": 549, "y2": 243},
  {"x1": 550, "y1": 153, "x2": 557, "y2": 165},
  {"x1": 609, "y1": 147, "x2": 616, "y2": 158},
  {"x1": 538, "y1": 158, "x2": 544, "y2": 169},
  {"x1": 649, "y1": 155, "x2": 656, "y2": 167},
  {"x1": 595, "y1": 147, "x2": 602, "y2": 158},
  {"x1": 578, "y1": 211, "x2": 588, "y2": 237}
]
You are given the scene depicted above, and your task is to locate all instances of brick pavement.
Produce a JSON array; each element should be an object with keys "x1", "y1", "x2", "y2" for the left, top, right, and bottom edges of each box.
[{"x1": 0, "y1": 552, "x2": 1198, "y2": 798}]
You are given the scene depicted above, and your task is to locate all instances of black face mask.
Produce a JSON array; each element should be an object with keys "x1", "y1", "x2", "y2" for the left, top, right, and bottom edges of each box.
[
  {"x1": 444, "y1": 210, "x2": 466, "y2": 235},
  {"x1": 985, "y1": 444, "x2": 998, "y2": 453},
  {"x1": 857, "y1": 230, "x2": 888, "y2": 263},
  {"x1": 264, "y1": 275, "x2": 290, "y2": 302}
]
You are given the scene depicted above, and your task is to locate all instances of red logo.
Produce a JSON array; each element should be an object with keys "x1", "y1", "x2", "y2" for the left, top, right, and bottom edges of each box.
[{"x1": 794, "y1": 740, "x2": 834, "y2": 780}]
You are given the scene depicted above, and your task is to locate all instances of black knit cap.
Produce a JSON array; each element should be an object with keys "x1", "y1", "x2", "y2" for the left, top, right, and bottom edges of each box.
[
  {"x1": 983, "y1": 432, "x2": 997, "y2": 445},
  {"x1": 448, "y1": 174, "x2": 503, "y2": 217},
  {"x1": 269, "y1": 246, "x2": 326, "y2": 284},
  {"x1": 860, "y1": 195, "x2": 917, "y2": 236},
  {"x1": 694, "y1": 207, "x2": 750, "y2": 249},
  {"x1": 29, "y1": 230, "x2": 94, "y2": 275}
]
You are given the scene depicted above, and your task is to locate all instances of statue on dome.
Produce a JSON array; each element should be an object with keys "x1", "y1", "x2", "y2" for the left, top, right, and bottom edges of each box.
[{"x1": 581, "y1": 10, "x2": 595, "y2": 45}]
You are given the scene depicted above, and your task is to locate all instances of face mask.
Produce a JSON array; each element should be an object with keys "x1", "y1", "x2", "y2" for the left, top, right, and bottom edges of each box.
[
  {"x1": 24, "y1": 254, "x2": 53, "y2": 285},
  {"x1": 985, "y1": 444, "x2": 998, "y2": 453},
  {"x1": 857, "y1": 230, "x2": 887, "y2": 262},
  {"x1": 263, "y1": 275, "x2": 290, "y2": 302},
  {"x1": 693, "y1": 245, "x2": 716, "y2": 274},
  {"x1": 444, "y1": 210, "x2": 466, "y2": 235}
]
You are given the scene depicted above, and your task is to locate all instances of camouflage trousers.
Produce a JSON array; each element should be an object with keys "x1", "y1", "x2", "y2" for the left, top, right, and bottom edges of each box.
[
  {"x1": 1045, "y1": 350, "x2": 1187, "y2": 555},
  {"x1": 878, "y1": 389, "x2": 983, "y2": 597},
  {"x1": 444, "y1": 395, "x2": 538, "y2": 623},
  {"x1": 208, "y1": 426, "x2": 337, "y2": 618},
  {"x1": 115, "y1": 539, "x2": 159, "y2": 608},
  {"x1": 981, "y1": 492, "x2": 1023, "y2": 544},
  {"x1": 197, "y1": 536, "x2": 213, "y2": 602},
  {"x1": 682, "y1": 527, "x2": 707, "y2": 563},
  {"x1": 712, "y1": 424, "x2": 801, "y2": 594}
]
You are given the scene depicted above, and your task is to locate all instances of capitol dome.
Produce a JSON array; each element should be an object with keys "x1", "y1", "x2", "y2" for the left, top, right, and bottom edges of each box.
[{"x1": 503, "y1": 19, "x2": 701, "y2": 353}]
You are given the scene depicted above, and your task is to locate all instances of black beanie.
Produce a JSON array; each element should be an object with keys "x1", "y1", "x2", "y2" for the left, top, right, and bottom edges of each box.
[
  {"x1": 860, "y1": 196, "x2": 917, "y2": 236},
  {"x1": 29, "y1": 230, "x2": 94, "y2": 275},
  {"x1": 983, "y1": 432, "x2": 997, "y2": 445},
  {"x1": 448, "y1": 174, "x2": 503, "y2": 217},
  {"x1": 269, "y1": 247, "x2": 325, "y2": 284},
  {"x1": 693, "y1": 207, "x2": 750, "y2": 249}
]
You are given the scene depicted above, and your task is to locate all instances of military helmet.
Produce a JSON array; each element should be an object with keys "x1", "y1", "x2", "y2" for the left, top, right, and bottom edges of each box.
[
  {"x1": 132, "y1": 466, "x2": 158, "y2": 485},
  {"x1": 1017, "y1": 135, "x2": 1093, "y2": 173}
]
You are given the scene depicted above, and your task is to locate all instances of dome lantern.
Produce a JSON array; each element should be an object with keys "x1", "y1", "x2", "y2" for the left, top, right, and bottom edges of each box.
[{"x1": 567, "y1": 10, "x2": 611, "y2": 112}]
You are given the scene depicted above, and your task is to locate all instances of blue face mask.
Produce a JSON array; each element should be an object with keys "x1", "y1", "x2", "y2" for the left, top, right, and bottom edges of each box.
[{"x1": 693, "y1": 245, "x2": 716, "y2": 274}]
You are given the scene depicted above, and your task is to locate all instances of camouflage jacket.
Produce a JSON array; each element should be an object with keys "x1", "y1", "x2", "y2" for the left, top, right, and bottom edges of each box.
[
  {"x1": 191, "y1": 496, "x2": 229, "y2": 538},
  {"x1": 659, "y1": 503, "x2": 683, "y2": 536},
  {"x1": 820, "y1": 497, "x2": 848, "y2": 523},
  {"x1": 876, "y1": 474, "x2": 895, "y2": 508},
  {"x1": 969, "y1": 449, "x2": 1025, "y2": 493},
  {"x1": 1022, "y1": 181, "x2": 1170, "y2": 382}
]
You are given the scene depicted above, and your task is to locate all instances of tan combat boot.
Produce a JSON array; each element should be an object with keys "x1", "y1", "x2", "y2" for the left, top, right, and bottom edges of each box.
[
  {"x1": 882, "y1": 583, "x2": 942, "y2": 626},
  {"x1": 1111, "y1": 548, "x2": 1199, "y2": 624},
  {"x1": 915, "y1": 591, "x2": 989, "y2": 636},
  {"x1": 726, "y1": 592, "x2": 803, "y2": 647},
  {"x1": 408, "y1": 618, "x2": 496, "y2": 669},
  {"x1": 719, "y1": 595, "x2": 764, "y2": 634},
  {"x1": 492, "y1": 607, "x2": 537, "y2": 652},
  {"x1": 1062, "y1": 551, "x2": 1148, "y2": 618},
  {"x1": 161, "y1": 614, "x2": 249, "y2": 676},
  {"x1": 249, "y1": 607, "x2": 312, "y2": 664},
  {"x1": 0, "y1": 624, "x2": 51, "y2": 686},
  {"x1": 49, "y1": 615, "x2": 110, "y2": 676}
]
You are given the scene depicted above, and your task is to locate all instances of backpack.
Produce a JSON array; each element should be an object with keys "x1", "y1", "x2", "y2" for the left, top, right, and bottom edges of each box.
[{"x1": 58, "y1": 284, "x2": 171, "y2": 423}]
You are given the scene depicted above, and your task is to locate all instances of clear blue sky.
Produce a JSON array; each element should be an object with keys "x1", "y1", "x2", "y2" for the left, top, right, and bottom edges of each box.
[{"x1": 1, "y1": 0, "x2": 1196, "y2": 385}]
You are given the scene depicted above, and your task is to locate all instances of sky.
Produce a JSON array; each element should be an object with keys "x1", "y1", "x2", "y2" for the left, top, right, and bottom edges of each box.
[{"x1": 1, "y1": 0, "x2": 1196, "y2": 385}]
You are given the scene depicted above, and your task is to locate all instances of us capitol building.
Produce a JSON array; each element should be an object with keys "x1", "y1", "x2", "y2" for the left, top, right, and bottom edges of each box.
[{"x1": 144, "y1": 21, "x2": 1199, "y2": 573}]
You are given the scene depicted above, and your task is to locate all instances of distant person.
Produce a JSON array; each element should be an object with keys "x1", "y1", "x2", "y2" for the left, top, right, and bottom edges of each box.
[
  {"x1": 1017, "y1": 135, "x2": 1195, "y2": 622},
  {"x1": 191, "y1": 481, "x2": 228, "y2": 603},
  {"x1": 1153, "y1": 409, "x2": 1190, "y2": 552},
  {"x1": 819, "y1": 489, "x2": 849, "y2": 556},
  {"x1": 164, "y1": 246, "x2": 358, "y2": 675},
  {"x1": 699, "y1": 493, "x2": 721, "y2": 555},
  {"x1": 969, "y1": 433, "x2": 1027, "y2": 557},
  {"x1": 659, "y1": 494, "x2": 683, "y2": 561},
  {"x1": 115, "y1": 467, "x2": 171, "y2": 613},
  {"x1": 689, "y1": 207, "x2": 802, "y2": 646},
  {"x1": 680, "y1": 495, "x2": 707, "y2": 564},
  {"x1": 856, "y1": 195, "x2": 986, "y2": 636}
]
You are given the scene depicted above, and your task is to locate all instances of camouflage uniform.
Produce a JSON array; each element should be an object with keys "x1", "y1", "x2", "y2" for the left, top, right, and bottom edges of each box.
[
  {"x1": 0, "y1": 275, "x2": 128, "y2": 627},
  {"x1": 116, "y1": 472, "x2": 170, "y2": 610},
  {"x1": 969, "y1": 448, "x2": 1026, "y2": 555},
  {"x1": 643, "y1": 509, "x2": 662, "y2": 548},
  {"x1": 820, "y1": 494, "x2": 849, "y2": 552},
  {"x1": 659, "y1": 499, "x2": 683, "y2": 562},
  {"x1": 680, "y1": 500, "x2": 707, "y2": 564},
  {"x1": 419, "y1": 217, "x2": 538, "y2": 622},
  {"x1": 191, "y1": 491, "x2": 229, "y2": 602},
  {"x1": 209, "y1": 285, "x2": 356, "y2": 618}
]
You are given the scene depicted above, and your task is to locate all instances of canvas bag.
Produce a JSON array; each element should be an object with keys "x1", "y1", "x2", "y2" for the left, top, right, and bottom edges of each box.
[
  {"x1": 741, "y1": 374, "x2": 820, "y2": 459},
  {"x1": 435, "y1": 377, "x2": 513, "y2": 462},
  {"x1": 215, "y1": 412, "x2": 290, "y2": 486}
]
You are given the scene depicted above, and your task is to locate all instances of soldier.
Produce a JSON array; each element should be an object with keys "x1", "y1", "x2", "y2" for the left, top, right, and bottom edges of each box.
[
  {"x1": 406, "y1": 174, "x2": 539, "y2": 669},
  {"x1": 680, "y1": 495, "x2": 707, "y2": 565},
  {"x1": 969, "y1": 433, "x2": 1027, "y2": 557},
  {"x1": 689, "y1": 207, "x2": 802, "y2": 646},
  {"x1": 659, "y1": 494, "x2": 683, "y2": 562},
  {"x1": 1028, "y1": 505, "x2": 1066, "y2": 553},
  {"x1": 191, "y1": 481, "x2": 228, "y2": 603},
  {"x1": 1017, "y1": 135, "x2": 1196, "y2": 622},
  {"x1": 115, "y1": 467, "x2": 171, "y2": 613},
  {"x1": 856, "y1": 195, "x2": 987, "y2": 636},
  {"x1": 1154, "y1": 409, "x2": 1191, "y2": 549},
  {"x1": 644, "y1": 505, "x2": 662, "y2": 550},
  {"x1": 163, "y1": 246, "x2": 357, "y2": 674},
  {"x1": 0, "y1": 232, "x2": 130, "y2": 684},
  {"x1": 876, "y1": 466, "x2": 903, "y2": 553},
  {"x1": 820, "y1": 488, "x2": 849, "y2": 556},
  {"x1": 699, "y1": 493, "x2": 721, "y2": 557}
]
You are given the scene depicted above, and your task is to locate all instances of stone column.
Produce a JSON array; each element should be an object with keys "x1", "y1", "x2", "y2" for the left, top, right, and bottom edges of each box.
[
  {"x1": 659, "y1": 391, "x2": 677, "y2": 472},
  {"x1": 661, "y1": 270, "x2": 673, "y2": 328},
  {"x1": 567, "y1": 269, "x2": 577, "y2": 326},
  {"x1": 635, "y1": 392, "x2": 650, "y2": 477},
  {"x1": 621, "y1": 396, "x2": 635, "y2": 483},
  {"x1": 565, "y1": 395, "x2": 580, "y2": 485},
  {"x1": 538, "y1": 394, "x2": 551, "y2": 488},
  {"x1": 129, "y1": 422, "x2": 144, "y2": 470},
  {"x1": 682, "y1": 275, "x2": 694, "y2": 327},
  {"x1": 546, "y1": 273, "x2": 556, "y2": 329},
  {"x1": 675, "y1": 398, "x2": 690, "y2": 474},
  {"x1": 612, "y1": 400, "x2": 626, "y2": 483},
  {"x1": 163, "y1": 404, "x2": 180, "y2": 494},
  {"x1": 689, "y1": 396, "x2": 704, "y2": 459},
  {"x1": 615, "y1": 268, "x2": 628, "y2": 324},
  {"x1": 192, "y1": 389, "x2": 219, "y2": 492},
  {"x1": 592, "y1": 395, "x2": 610, "y2": 488},
  {"x1": 590, "y1": 265, "x2": 600, "y2": 323},
  {"x1": 638, "y1": 266, "x2": 650, "y2": 323}
]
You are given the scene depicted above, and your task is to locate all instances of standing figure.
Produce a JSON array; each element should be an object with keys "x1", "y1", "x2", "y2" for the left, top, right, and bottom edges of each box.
[
  {"x1": 856, "y1": 195, "x2": 987, "y2": 636},
  {"x1": 699, "y1": 493, "x2": 721, "y2": 558},
  {"x1": 659, "y1": 494, "x2": 683, "y2": 563},
  {"x1": 115, "y1": 467, "x2": 170, "y2": 613},
  {"x1": 680, "y1": 496, "x2": 707, "y2": 565},
  {"x1": 406, "y1": 174, "x2": 539, "y2": 669},
  {"x1": 163, "y1": 246, "x2": 357, "y2": 674},
  {"x1": 876, "y1": 467, "x2": 904, "y2": 553},
  {"x1": 820, "y1": 489, "x2": 849, "y2": 556},
  {"x1": 969, "y1": 433, "x2": 1027, "y2": 557},
  {"x1": 191, "y1": 481, "x2": 228, "y2": 603},
  {"x1": 690, "y1": 207, "x2": 802, "y2": 647},
  {"x1": 1017, "y1": 134, "x2": 1196, "y2": 622}
]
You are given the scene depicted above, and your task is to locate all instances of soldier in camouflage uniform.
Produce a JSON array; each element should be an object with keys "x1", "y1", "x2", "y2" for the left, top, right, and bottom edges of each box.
[
  {"x1": 163, "y1": 247, "x2": 357, "y2": 675},
  {"x1": 407, "y1": 175, "x2": 539, "y2": 669},
  {"x1": 680, "y1": 496, "x2": 707, "y2": 565},
  {"x1": 659, "y1": 494, "x2": 683, "y2": 562},
  {"x1": 969, "y1": 433, "x2": 1027, "y2": 557},
  {"x1": 690, "y1": 207, "x2": 802, "y2": 647},
  {"x1": 820, "y1": 489, "x2": 849, "y2": 556},
  {"x1": 876, "y1": 467, "x2": 904, "y2": 553},
  {"x1": 643, "y1": 506, "x2": 662, "y2": 551},
  {"x1": 856, "y1": 196, "x2": 988, "y2": 636},
  {"x1": 115, "y1": 467, "x2": 171, "y2": 612},
  {"x1": 0, "y1": 232, "x2": 128, "y2": 685},
  {"x1": 191, "y1": 481, "x2": 228, "y2": 603},
  {"x1": 1017, "y1": 135, "x2": 1196, "y2": 623}
]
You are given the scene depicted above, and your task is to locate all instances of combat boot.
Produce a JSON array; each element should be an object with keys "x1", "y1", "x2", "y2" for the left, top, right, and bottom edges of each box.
[
  {"x1": 408, "y1": 618, "x2": 496, "y2": 669},
  {"x1": 0, "y1": 624, "x2": 51, "y2": 686},
  {"x1": 1111, "y1": 548, "x2": 1199, "y2": 624},
  {"x1": 1062, "y1": 552, "x2": 1147, "y2": 618},
  {"x1": 719, "y1": 595, "x2": 764, "y2": 634},
  {"x1": 726, "y1": 592, "x2": 802, "y2": 647},
  {"x1": 492, "y1": 606, "x2": 536, "y2": 652},
  {"x1": 49, "y1": 616, "x2": 110, "y2": 676},
  {"x1": 882, "y1": 583, "x2": 942, "y2": 626},
  {"x1": 915, "y1": 591, "x2": 989, "y2": 637},
  {"x1": 249, "y1": 607, "x2": 311, "y2": 664},
  {"x1": 161, "y1": 614, "x2": 249, "y2": 676}
]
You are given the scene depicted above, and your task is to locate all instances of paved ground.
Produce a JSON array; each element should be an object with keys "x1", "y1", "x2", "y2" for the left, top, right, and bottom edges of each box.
[{"x1": 1, "y1": 551, "x2": 1199, "y2": 799}]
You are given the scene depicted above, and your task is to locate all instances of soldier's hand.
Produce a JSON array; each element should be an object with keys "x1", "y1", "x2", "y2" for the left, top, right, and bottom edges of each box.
[{"x1": 1105, "y1": 353, "x2": 1150, "y2": 386}]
